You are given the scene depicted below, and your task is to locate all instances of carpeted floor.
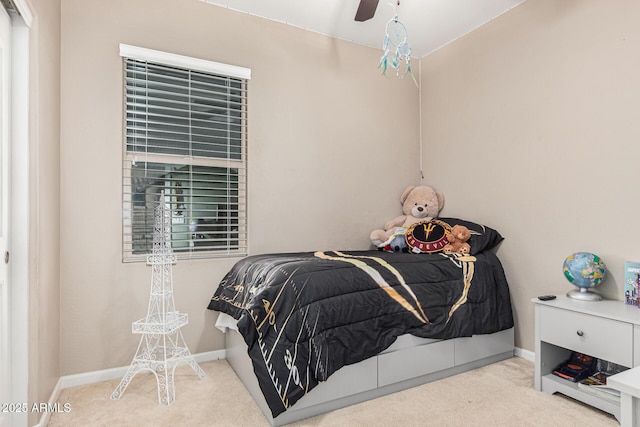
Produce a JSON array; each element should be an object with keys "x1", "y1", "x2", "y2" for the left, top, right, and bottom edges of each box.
[{"x1": 48, "y1": 357, "x2": 618, "y2": 426}]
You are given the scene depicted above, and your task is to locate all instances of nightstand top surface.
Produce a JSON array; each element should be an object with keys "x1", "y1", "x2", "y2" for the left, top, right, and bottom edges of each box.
[{"x1": 532, "y1": 294, "x2": 640, "y2": 325}]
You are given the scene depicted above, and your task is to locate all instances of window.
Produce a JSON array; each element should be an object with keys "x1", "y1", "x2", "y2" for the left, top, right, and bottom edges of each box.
[{"x1": 120, "y1": 45, "x2": 250, "y2": 261}]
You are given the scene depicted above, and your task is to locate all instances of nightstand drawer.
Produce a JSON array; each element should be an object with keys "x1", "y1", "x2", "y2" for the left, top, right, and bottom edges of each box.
[{"x1": 540, "y1": 305, "x2": 633, "y2": 367}]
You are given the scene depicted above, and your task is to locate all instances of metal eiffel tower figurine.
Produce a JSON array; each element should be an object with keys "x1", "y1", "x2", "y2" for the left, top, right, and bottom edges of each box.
[{"x1": 111, "y1": 192, "x2": 205, "y2": 405}]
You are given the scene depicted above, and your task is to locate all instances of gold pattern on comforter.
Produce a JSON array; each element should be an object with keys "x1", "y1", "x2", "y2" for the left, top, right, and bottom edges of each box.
[{"x1": 207, "y1": 250, "x2": 513, "y2": 417}]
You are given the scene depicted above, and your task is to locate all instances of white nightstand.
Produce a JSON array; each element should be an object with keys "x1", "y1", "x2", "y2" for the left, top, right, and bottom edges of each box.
[{"x1": 533, "y1": 295, "x2": 640, "y2": 421}]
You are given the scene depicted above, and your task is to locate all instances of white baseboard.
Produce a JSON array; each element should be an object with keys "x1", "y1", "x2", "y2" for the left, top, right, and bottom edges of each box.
[
  {"x1": 59, "y1": 349, "x2": 226, "y2": 389},
  {"x1": 514, "y1": 346, "x2": 535, "y2": 362},
  {"x1": 53, "y1": 346, "x2": 534, "y2": 391},
  {"x1": 33, "y1": 377, "x2": 63, "y2": 427},
  {"x1": 36, "y1": 346, "x2": 535, "y2": 426},
  {"x1": 52, "y1": 346, "x2": 534, "y2": 394},
  {"x1": 35, "y1": 349, "x2": 225, "y2": 427}
]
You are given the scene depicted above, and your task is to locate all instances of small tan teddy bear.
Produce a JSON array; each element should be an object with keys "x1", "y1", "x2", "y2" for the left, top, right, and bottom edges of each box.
[{"x1": 443, "y1": 224, "x2": 471, "y2": 255}]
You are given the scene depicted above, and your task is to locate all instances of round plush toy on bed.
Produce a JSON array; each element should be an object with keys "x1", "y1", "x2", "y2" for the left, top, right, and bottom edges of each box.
[{"x1": 370, "y1": 185, "x2": 445, "y2": 251}]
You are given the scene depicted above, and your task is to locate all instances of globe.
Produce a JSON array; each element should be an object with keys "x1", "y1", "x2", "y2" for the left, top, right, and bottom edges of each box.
[{"x1": 563, "y1": 252, "x2": 607, "y2": 301}]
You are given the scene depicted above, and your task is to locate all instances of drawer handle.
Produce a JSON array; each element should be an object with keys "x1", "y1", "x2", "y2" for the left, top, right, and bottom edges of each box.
[{"x1": 576, "y1": 330, "x2": 584, "y2": 337}]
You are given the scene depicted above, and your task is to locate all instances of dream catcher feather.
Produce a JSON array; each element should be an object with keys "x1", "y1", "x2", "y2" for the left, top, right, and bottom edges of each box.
[{"x1": 379, "y1": 1, "x2": 417, "y2": 86}]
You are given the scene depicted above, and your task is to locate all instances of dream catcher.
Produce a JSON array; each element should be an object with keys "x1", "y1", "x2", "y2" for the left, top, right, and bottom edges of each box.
[{"x1": 379, "y1": 1, "x2": 417, "y2": 86}]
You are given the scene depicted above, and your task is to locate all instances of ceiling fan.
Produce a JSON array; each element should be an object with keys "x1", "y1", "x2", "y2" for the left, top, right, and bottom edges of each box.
[{"x1": 354, "y1": 0, "x2": 380, "y2": 22}]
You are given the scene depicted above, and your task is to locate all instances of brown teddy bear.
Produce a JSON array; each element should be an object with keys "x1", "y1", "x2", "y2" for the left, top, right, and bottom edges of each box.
[
  {"x1": 370, "y1": 185, "x2": 445, "y2": 249},
  {"x1": 443, "y1": 224, "x2": 471, "y2": 255}
]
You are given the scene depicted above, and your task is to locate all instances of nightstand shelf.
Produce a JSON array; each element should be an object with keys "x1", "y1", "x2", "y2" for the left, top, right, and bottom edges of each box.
[
  {"x1": 533, "y1": 295, "x2": 640, "y2": 422},
  {"x1": 541, "y1": 369, "x2": 620, "y2": 416}
]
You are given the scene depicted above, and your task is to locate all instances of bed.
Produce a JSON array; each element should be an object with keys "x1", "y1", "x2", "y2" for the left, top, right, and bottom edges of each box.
[{"x1": 207, "y1": 218, "x2": 515, "y2": 426}]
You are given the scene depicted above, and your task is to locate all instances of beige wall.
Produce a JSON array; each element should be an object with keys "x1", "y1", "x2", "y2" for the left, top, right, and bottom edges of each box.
[
  {"x1": 59, "y1": 0, "x2": 419, "y2": 375},
  {"x1": 41, "y1": 0, "x2": 640, "y2": 403},
  {"x1": 52, "y1": 0, "x2": 640, "y2": 383},
  {"x1": 420, "y1": 0, "x2": 640, "y2": 352},
  {"x1": 28, "y1": 0, "x2": 61, "y2": 424}
]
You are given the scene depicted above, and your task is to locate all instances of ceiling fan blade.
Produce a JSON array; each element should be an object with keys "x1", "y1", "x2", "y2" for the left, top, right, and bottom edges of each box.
[{"x1": 354, "y1": 0, "x2": 379, "y2": 22}]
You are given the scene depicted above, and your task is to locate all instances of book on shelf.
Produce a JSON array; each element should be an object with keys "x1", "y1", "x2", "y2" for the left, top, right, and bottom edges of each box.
[
  {"x1": 624, "y1": 261, "x2": 640, "y2": 306},
  {"x1": 577, "y1": 372, "x2": 621, "y2": 404},
  {"x1": 552, "y1": 352, "x2": 597, "y2": 382}
]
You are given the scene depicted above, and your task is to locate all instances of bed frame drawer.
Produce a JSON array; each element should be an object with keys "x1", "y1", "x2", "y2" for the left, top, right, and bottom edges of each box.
[
  {"x1": 377, "y1": 339, "x2": 455, "y2": 387},
  {"x1": 292, "y1": 356, "x2": 378, "y2": 410},
  {"x1": 455, "y1": 328, "x2": 515, "y2": 365}
]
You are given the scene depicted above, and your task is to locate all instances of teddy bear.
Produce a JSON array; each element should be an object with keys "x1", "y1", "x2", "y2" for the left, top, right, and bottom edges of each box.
[
  {"x1": 370, "y1": 185, "x2": 445, "y2": 249},
  {"x1": 443, "y1": 224, "x2": 471, "y2": 255}
]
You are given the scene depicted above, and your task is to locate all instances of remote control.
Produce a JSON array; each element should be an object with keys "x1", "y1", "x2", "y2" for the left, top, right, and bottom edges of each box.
[{"x1": 538, "y1": 295, "x2": 556, "y2": 301}]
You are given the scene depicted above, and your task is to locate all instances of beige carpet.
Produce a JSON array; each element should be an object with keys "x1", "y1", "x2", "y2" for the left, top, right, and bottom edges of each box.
[{"x1": 48, "y1": 357, "x2": 618, "y2": 426}]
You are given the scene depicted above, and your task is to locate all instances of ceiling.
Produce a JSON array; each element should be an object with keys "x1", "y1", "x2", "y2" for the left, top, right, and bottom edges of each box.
[{"x1": 201, "y1": 0, "x2": 527, "y2": 57}]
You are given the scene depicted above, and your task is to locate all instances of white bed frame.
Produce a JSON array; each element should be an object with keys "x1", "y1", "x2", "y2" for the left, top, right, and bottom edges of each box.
[{"x1": 225, "y1": 326, "x2": 514, "y2": 426}]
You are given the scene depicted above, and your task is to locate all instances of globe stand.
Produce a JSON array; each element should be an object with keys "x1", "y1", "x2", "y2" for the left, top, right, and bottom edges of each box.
[{"x1": 567, "y1": 287, "x2": 602, "y2": 301}]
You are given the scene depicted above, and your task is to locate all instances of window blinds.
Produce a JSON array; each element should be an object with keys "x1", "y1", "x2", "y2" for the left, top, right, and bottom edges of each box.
[{"x1": 121, "y1": 52, "x2": 248, "y2": 261}]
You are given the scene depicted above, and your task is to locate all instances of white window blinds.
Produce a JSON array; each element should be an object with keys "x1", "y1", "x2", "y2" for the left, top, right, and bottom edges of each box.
[{"x1": 121, "y1": 46, "x2": 249, "y2": 261}]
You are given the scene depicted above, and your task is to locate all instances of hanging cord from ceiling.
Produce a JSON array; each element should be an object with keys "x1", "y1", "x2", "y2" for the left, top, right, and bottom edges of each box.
[{"x1": 419, "y1": 59, "x2": 424, "y2": 180}]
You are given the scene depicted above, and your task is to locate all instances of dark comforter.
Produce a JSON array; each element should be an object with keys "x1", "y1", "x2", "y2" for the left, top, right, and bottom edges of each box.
[{"x1": 207, "y1": 249, "x2": 513, "y2": 417}]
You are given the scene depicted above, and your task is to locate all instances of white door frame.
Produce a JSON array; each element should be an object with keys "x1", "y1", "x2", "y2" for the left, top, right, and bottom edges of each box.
[
  {"x1": 0, "y1": 6, "x2": 12, "y2": 424},
  {"x1": 5, "y1": 1, "x2": 31, "y2": 426}
]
